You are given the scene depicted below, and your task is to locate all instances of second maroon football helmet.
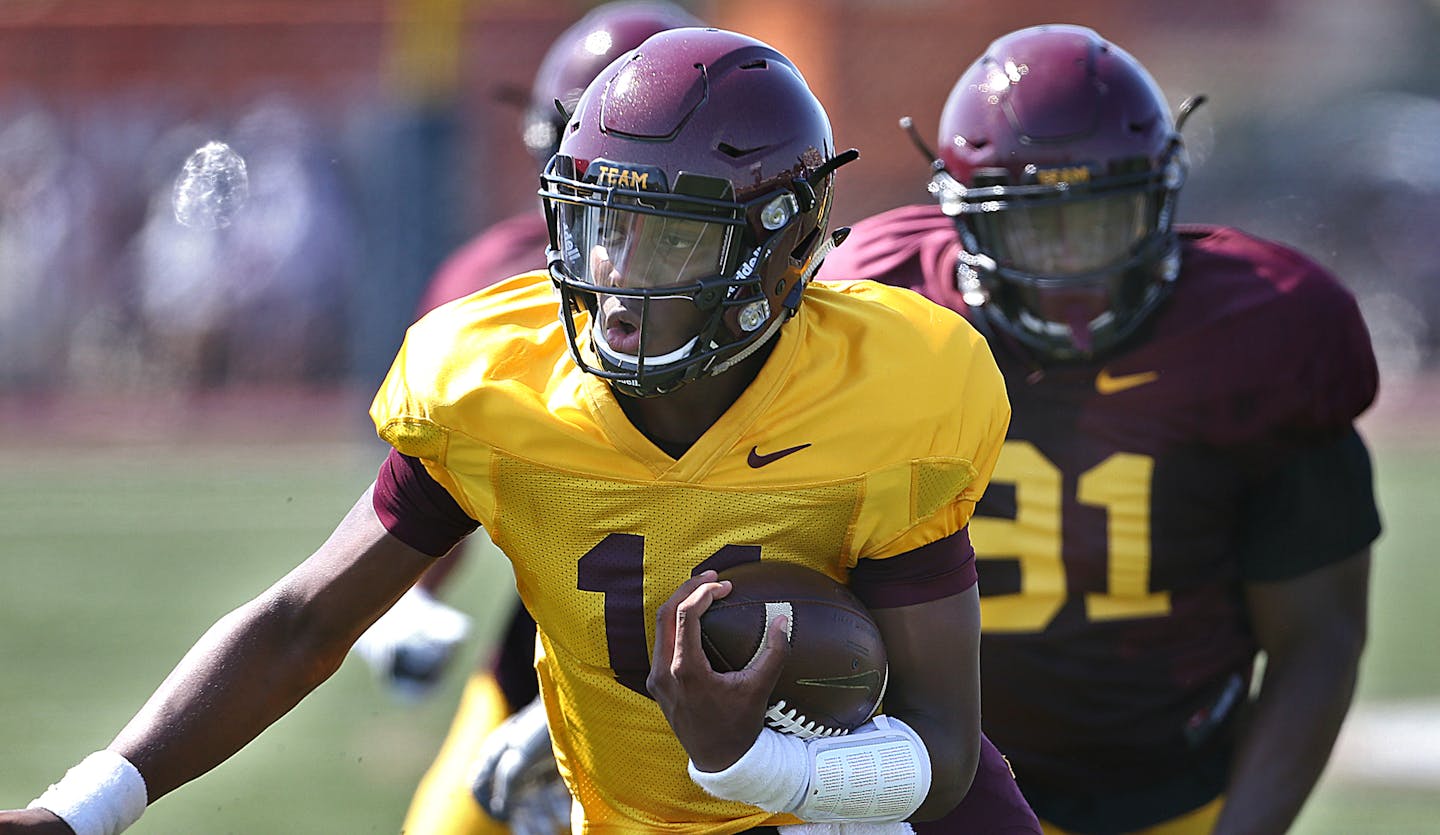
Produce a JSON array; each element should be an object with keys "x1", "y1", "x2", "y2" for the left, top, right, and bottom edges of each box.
[
  {"x1": 540, "y1": 27, "x2": 855, "y2": 397},
  {"x1": 522, "y1": 2, "x2": 704, "y2": 165},
  {"x1": 928, "y1": 24, "x2": 1189, "y2": 360}
]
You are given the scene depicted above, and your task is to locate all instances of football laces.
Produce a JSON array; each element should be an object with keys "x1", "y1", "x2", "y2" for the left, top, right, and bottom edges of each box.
[{"x1": 764, "y1": 699, "x2": 848, "y2": 740}]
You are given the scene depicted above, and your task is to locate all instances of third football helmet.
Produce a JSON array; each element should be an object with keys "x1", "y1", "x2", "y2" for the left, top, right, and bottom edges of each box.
[
  {"x1": 926, "y1": 24, "x2": 1189, "y2": 360},
  {"x1": 522, "y1": 2, "x2": 704, "y2": 165},
  {"x1": 540, "y1": 27, "x2": 855, "y2": 397}
]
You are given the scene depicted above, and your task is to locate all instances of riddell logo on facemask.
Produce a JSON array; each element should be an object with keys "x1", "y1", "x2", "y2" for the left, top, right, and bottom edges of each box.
[{"x1": 734, "y1": 249, "x2": 762, "y2": 281}]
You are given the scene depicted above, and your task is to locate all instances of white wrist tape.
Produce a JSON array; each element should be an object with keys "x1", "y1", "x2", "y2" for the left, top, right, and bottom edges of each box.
[
  {"x1": 688, "y1": 726, "x2": 810, "y2": 812},
  {"x1": 28, "y1": 750, "x2": 148, "y2": 835},
  {"x1": 689, "y1": 715, "x2": 930, "y2": 823}
]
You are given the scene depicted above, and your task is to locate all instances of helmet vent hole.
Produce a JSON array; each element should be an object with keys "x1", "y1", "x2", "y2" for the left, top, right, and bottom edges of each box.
[
  {"x1": 740, "y1": 59, "x2": 768, "y2": 70},
  {"x1": 718, "y1": 142, "x2": 764, "y2": 158}
]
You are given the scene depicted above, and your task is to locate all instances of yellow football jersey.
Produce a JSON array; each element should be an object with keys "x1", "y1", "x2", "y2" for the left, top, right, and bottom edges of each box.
[{"x1": 371, "y1": 272, "x2": 1010, "y2": 833}]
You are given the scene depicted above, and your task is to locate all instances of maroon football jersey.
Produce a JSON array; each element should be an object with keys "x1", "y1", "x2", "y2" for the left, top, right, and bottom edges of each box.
[
  {"x1": 415, "y1": 211, "x2": 550, "y2": 316},
  {"x1": 819, "y1": 204, "x2": 1379, "y2": 823}
]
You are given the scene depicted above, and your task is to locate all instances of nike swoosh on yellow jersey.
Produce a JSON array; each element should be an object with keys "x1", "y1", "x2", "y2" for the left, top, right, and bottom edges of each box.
[
  {"x1": 1095, "y1": 368, "x2": 1159, "y2": 395},
  {"x1": 747, "y1": 443, "x2": 813, "y2": 468}
]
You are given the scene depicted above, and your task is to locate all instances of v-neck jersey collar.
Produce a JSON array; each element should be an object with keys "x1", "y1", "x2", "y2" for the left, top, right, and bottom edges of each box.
[{"x1": 577, "y1": 306, "x2": 809, "y2": 481}]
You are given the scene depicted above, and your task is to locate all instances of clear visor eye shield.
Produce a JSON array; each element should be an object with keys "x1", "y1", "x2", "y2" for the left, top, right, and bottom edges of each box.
[
  {"x1": 539, "y1": 151, "x2": 857, "y2": 389},
  {"x1": 896, "y1": 97, "x2": 1205, "y2": 290}
]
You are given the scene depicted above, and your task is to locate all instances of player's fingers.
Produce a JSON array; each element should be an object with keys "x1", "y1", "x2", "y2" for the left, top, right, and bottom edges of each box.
[
  {"x1": 651, "y1": 571, "x2": 720, "y2": 666},
  {"x1": 744, "y1": 612, "x2": 792, "y2": 689},
  {"x1": 469, "y1": 749, "x2": 501, "y2": 810},
  {"x1": 671, "y1": 578, "x2": 731, "y2": 677},
  {"x1": 648, "y1": 571, "x2": 722, "y2": 696}
]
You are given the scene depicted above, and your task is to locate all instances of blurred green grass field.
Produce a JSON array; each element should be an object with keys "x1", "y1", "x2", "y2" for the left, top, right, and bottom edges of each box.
[{"x1": 2, "y1": 406, "x2": 1437, "y2": 833}]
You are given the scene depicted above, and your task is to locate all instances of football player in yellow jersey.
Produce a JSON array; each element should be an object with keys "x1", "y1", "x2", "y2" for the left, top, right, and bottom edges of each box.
[
  {"x1": 2, "y1": 28, "x2": 1038, "y2": 835},
  {"x1": 351, "y1": 5, "x2": 706, "y2": 835}
]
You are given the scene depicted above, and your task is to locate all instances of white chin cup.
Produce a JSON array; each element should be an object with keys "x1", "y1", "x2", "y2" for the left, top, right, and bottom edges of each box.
[{"x1": 589, "y1": 319, "x2": 699, "y2": 369}]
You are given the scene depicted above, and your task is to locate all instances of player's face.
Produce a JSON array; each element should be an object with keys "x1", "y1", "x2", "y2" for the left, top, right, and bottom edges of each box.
[
  {"x1": 977, "y1": 192, "x2": 1151, "y2": 277},
  {"x1": 567, "y1": 204, "x2": 729, "y2": 358},
  {"x1": 581, "y1": 207, "x2": 730, "y2": 289},
  {"x1": 592, "y1": 288, "x2": 706, "y2": 358}
]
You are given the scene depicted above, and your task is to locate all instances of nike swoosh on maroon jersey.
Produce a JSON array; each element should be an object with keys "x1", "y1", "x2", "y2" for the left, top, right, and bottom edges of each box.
[{"x1": 747, "y1": 443, "x2": 812, "y2": 468}]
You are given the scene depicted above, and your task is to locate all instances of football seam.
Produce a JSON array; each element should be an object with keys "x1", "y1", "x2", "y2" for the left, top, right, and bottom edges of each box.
[{"x1": 765, "y1": 699, "x2": 849, "y2": 740}]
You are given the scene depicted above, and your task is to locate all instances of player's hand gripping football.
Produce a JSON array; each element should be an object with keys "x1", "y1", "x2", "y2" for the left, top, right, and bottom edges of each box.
[
  {"x1": 469, "y1": 697, "x2": 572, "y2": 835},
  {"x1": 647, "y1": 570, "x2": 792, "y2": 772},
  {"x1": 349, "y1": 586, "x2": 471, "y2": 703}
]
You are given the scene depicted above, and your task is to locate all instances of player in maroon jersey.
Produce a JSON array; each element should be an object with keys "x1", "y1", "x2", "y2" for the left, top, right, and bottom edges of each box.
[{"x1": 817, "y1": 24, "x2": 1380, "y2": 835}]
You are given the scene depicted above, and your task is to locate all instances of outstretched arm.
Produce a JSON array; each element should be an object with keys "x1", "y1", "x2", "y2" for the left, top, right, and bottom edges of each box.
[
  {"x1": 2, "y1": 485, "x2": 438, "y2": 833},
  {"x1": 1214, "y1": 548, "x2": 1370, "y2": 835}
]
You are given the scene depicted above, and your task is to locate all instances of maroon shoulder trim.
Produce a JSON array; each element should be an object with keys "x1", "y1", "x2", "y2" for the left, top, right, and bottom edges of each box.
[
  {"x1": 849, "y1": 527, "x2": 977, "y2": 609},
  {"x1": 373, "y1": 448, "x2": 479, "y2": 557}
]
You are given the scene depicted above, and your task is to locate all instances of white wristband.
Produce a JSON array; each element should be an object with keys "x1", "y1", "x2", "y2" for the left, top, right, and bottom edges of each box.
[
  {"x1": 28, "y1": 750, "x2": 148, "y2": 835},
  {"x1": 688, "y1": 727, "x2": 810, "y2": 812}
]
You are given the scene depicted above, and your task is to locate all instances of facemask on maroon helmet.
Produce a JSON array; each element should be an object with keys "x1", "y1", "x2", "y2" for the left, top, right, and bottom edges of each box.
[
  {"x1": 540, "y1": 28, "x2": 857, "y2": 397},
  {"x1": 522, "y1": 2, "x2": 705, "y2": 166},
  {"x1": 908, "y1": 24, "x2": 1201, "y2": 361}
]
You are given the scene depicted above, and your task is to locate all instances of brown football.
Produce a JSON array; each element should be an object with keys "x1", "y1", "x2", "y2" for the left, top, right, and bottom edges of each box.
[{"x1": 700, "y1": 561, "x2": 888, "y2": 739}]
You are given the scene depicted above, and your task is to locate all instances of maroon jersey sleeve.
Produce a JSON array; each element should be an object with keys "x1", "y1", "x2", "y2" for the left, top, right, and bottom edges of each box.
[
  {"x1": 849, "y1": 527, "x2": 977, "y2": 609},
  {"x1": 818, "y1": 204, "x2": 970, "y2": 301},
  {"x1": 1191, "y1": 226, "x2": 1377, "y2": 439},
  {"x1": 1168, "y1": 228, "x2": 1380, "y2": 576},
  {"x1": 373, "y1": 449, "x2": 479, "y2": 556},
  {"x1": 1238, "y1": 426, "x2": 1379, "y2": 581},
  {"x1": 414, "y1": 212, "x2": 551, "y2": 317},
  {"x1": 913, "y1": 733, "x2": 1041, "y2": 834}
]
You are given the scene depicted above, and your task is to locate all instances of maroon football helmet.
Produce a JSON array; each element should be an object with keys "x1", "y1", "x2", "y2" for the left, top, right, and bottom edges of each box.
[
  {"x1": 928, "y1": 24, "x2": 1188, "y2": 360},
  {"x1": 540, "y1": 28, "x2": 856, "y2": 397},
  {"x1": 522, "y1": 2, "x2": 704, "y2": 165}
]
